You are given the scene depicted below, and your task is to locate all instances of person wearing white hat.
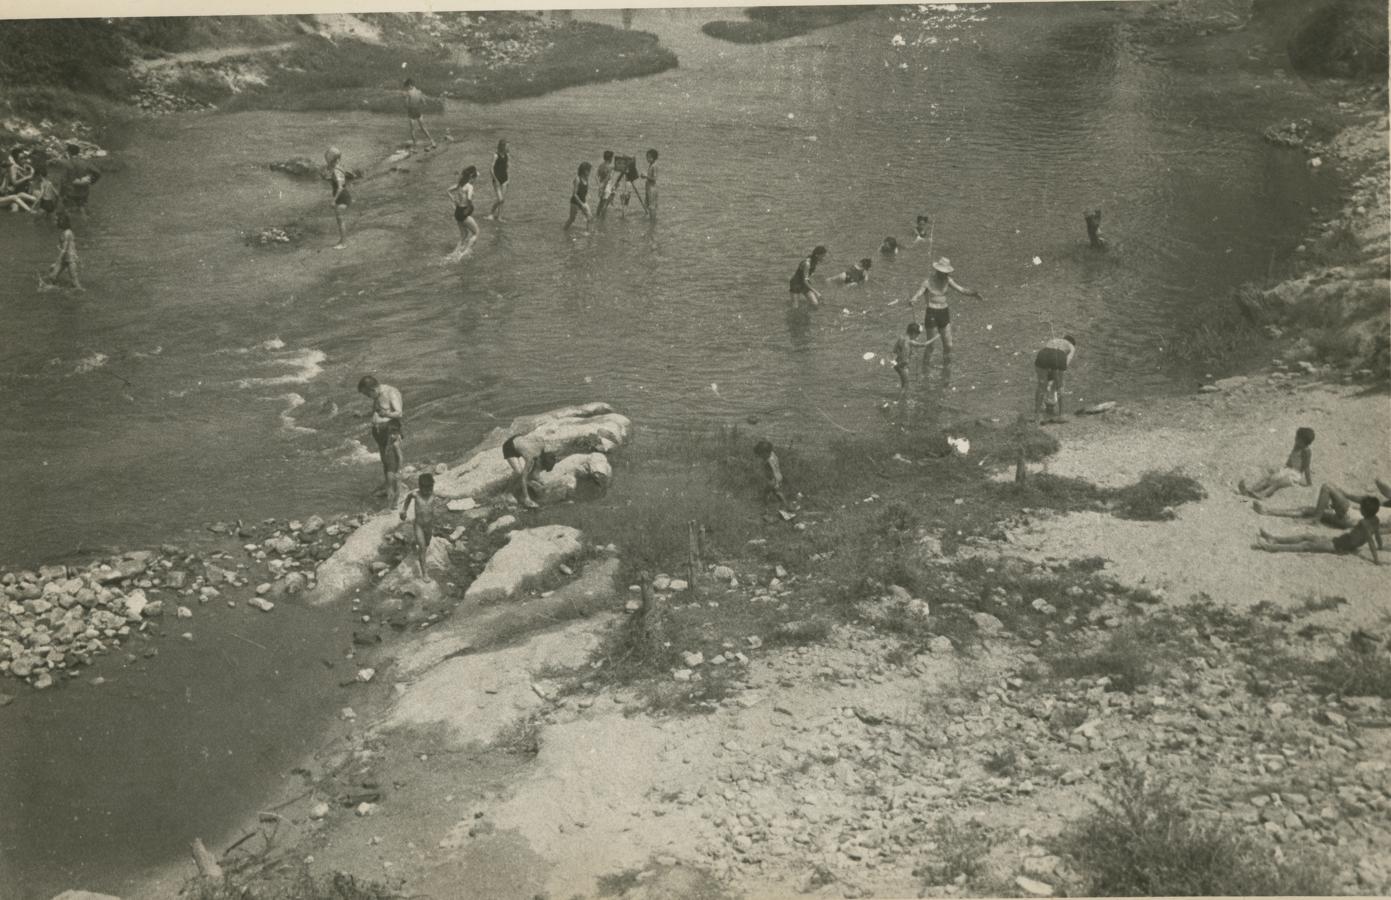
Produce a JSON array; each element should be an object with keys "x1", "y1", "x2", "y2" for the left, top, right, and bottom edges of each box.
[{"x1": 907, "y1": 257, "x2": 983, "y2": 367}]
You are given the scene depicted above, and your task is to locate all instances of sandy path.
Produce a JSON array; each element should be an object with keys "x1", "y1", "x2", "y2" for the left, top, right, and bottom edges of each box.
[{"x1": 1006, "y1": 379, "x2": 1391, "y2": 629}]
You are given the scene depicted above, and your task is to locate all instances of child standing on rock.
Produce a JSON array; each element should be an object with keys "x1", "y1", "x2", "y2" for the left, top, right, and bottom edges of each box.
[
  {"x1": 1240, "y1": 427, "x2": 1314, "y2": 499},
  {"x1": 400, "y1": 473, "x2": 438, "y2": 580}
]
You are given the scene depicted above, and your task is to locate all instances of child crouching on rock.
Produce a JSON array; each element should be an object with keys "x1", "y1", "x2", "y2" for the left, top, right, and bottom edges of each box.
[
  {"x1": 754, "y1": 440, "x2": 787, "y2": 506},
  {"x1": 1240, "y1": 427, "x2": 1314, "y2": 499},
  {"x1": 502, "y1": 432, "x2": 559, "y2": 510},
  {"x1": 400, "y1": 473, "x2": 437, "y2": 579}
]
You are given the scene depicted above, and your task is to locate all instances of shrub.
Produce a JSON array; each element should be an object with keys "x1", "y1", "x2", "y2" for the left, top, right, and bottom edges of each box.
[
  {"x1": 1287, "y1": 0, "x2": 1388, "y2": 79},
  {"x1": 1059, "y1": 758, "x2": 1336, "y2": 896},
  {"x1": 1111, "y1": 470, "x2": 1206, "y2": 520},
  {"x1": 702, "y1": 6, "x2": 870, "y2": 43},
  {"x1": 1303, "y1": 647, "x2": 1391, "y2": 698},
  {"x1": 916, "y1": 816, "x2": 994, "y2": 885},
  {"x1": 188, "y1": 861, "x2": 399, "y2": 900}
]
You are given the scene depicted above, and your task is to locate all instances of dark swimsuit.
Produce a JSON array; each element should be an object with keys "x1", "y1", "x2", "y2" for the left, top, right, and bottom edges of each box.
[
  {"x1": 844, "y1": 268, "x2": 867, "y2": 285},
  {"x1": 789, "y1": 258, "x2": 816, "y2": 294},
  {"x1": 330, "y1": 170, "x2": 351, "y2": 207},
  {"x1": 453, "y1": 189, "x2": 474, "y2": 222},
  {"x1": 571, "y1": 179, "x2": 589, "y2": 207},
  {"x1": 502, "y1": 436, "x2": 522, "y2": 460},
  {"x1": 1331, "y1": 524, "x2": 1372, "y2": 554},
  {"x1": 1035, "y1": 347, "x2": 1070, "y2": 371},
  {"x1": 493, "y1": 154, "x2": 509, "y2": 185}
]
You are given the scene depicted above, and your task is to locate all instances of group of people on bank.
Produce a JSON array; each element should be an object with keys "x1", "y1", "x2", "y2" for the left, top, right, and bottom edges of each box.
[{"x1": 4, "y1": 142, "x2": 102, "y2": 291}]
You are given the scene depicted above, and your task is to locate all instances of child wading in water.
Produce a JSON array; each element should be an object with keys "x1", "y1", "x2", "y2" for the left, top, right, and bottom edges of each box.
[
  {"x1": 753, "y1": 440, "x2": 787, "y2": 506},
  {"x1": 400, "y1": 473, "x2": 438, "y2": 579},
  {"x1": 324, "y1": 147, "x2": 351, "y2": 250},
  {"x1": 1256, "y1": 496, "x2": 1382, "y2": 565},
  {"x1": 447, "y1": 165, "x2": 480, "y2": 259},
  {"x1": 789, "y1": 245, "x2": 827, "y2": 309},
  {"x1": 564, "y1": 162, "x2": 592, "y2": 231},
  {"x1": 488, "y1": 140, "x2": 509, "y2": 221},
  {"x1": 595, "y1": 151, "x2": 615, "y2": 219},
  {"x1": 44, "y1": 212, "x2": 83, "y2": 290},
  {"x1": 403, "y1": 79, "x2": 436, "y2": 149},
  {"x1": 1239, "y1": 427, "x2": 1314, "y2": 499},
  {"x1": 914, "y1": 214, "x2": 932, "y2": 243},
  {"x1": 831, "y1": 257, "x2": 872, "y2": 286},
  {"x1": 892, "y1": 322, "x2": 936, "y2": 402}
]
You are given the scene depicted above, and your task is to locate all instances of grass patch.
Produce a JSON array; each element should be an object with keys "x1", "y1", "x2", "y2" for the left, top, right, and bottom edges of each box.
[
  {"x1": 702, "y1": 6, "x2": 870, "y2": 43},
  {"x1": 493, "y1": 715, "x2": 542, "y2": 757},
  {"x1": 1058, "y1": 759, "x2": 1337, "y2": 896},
  {"x1": 188, "y1": 860, "x2": 399, "y2": 899},
  {"x1": 914, "y1": 816, "x2": 995, "y2": 886},
  {"x1": 995, "y1": 469, "x2": 1205, "y2": 522},
  {"x1": 1048, "y1": 625, "x2": 1166, "y2": 692},
  {"x1": 1111, "y1": 470, "x2": 1206, "y2": 520},
  {"x1": 1302, "y1": 647, "x2": 1391, "y2": 697}
]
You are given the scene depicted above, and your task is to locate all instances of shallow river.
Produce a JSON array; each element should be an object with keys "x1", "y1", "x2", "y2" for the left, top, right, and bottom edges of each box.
[{"x1": 0, "y1": 4, "x2": 1341, "y2": 896}]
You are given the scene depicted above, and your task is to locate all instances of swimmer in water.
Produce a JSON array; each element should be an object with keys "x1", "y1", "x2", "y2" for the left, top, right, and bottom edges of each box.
[
  {"x1": 400, "y1": 472, "x2": 437, "y2": 579},
  {"x1": 1255, "y1": 496, "x2": 1381, "y2": 565},
  {"x1": 914, "y1": 214, "x2": 932, "y2": 243},
  {"x1": 1084, "y1": 208, "x2": 1107, "y2": 250},
  {"x1": 564, "y1": 161, "x2": 592, "y2": 231},
  {"x1": 447, "y1": 164, "x2": 480, "y2": 258},
  {"x1": 488, "y1": 139, "x2": 509, "y2": 221},
  {"x1": 829, "y1": 257, "x2": 872, "y2": 286},
  {"x1": 325, "y1": 147, "x2": 351, "y2": 250},
  {"x1": 404, "y1": 79, "x2": 436, "y2": 150},
  {"x1": 880, "y1": 236, "x2": 899, "y2": 256},
  {"x1": 906, "y1": 257, "x2": 983, "y2": 367},
  {"x1": 789, "y1": 245, "x2": 827, "y2": 309}
]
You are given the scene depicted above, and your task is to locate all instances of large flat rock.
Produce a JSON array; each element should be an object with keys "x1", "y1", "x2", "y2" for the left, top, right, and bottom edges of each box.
[
  {"x1": 464, "y1": 525, "x2": 582, "y2": 605},
  {"x1": 531, "y1": 452, "x2": 612, "y2": 504},
  {"x1": 376, "y1": 536, "x2": 454, "y2": 600},
  {"x1": 306, "y1": 514, "x2": 403, "y2": 606}
]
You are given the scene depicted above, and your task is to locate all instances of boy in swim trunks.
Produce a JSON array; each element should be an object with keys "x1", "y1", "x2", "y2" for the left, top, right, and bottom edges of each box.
[
  {"x1": 358, "y1": 375, "x2": 404, "y2": 507},
  {"x1": 1255, "y1": 478, "x2": 1391, "y2": 529},
  {"x1": 1239, "y1": 427, "x2": 1314, "y2": 499},
  {"x1": 400, "y1": 472, "x2": 437, "y2": 579},
  {"x1": 1255, "y1": 496, "x2": 1381, "y2": 564},
  {"x1": 1034, "y1": 335, "x2": 1076, "y2": 421},
  {"x1": 403, "y1": 79, "x2": 436, "y2": 149},
  {"x1": 907, "y1": 257, "x2": 983, "y2": 367},
  {"x1": 502, "y1": 432, "x2": 559, "y2": 509},
  {"x1": 892, "y1": 322, "x2": 936, "y2": 401},
  {"x1": 753, "y1": 440, "x2": 787, "y2": 506}
]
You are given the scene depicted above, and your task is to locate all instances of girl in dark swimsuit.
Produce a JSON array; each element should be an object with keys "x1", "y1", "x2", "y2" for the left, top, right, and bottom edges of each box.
[
  {"x1": 447, "y1": 165, "x2": 479, "y2": 259},
  {"x1": 325, "y1": 147, "x2": 351, "y2": 249},
  {"x1": 564, "y1": 161, "x2": 592, "y2": 231},
  {"x1": 489, "y1": 140, "x2": 509, "y2": 222},
  {"x1": 789, "y1": 245, "x2": 827, "y2": 308}
]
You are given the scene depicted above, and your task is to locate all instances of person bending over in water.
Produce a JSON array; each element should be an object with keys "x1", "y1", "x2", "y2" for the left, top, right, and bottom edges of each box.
[
  {"x1": 502, "y1": 432, "x2": 559, "y2": 509},
  {"x1": 325, "y1": 147, "x2": 352, "y2": 250},
  {"x1": 489, "y1": 140, "x2": 510, "y2": 222},
  {"x1": 564, "y1": 162, "x2": 592, "y2": 231},
  {"x1": 642, "y1": 148, "x2": 658, "y2": 218},
  {"x1": 914, "y1": 214, "x2": 932, "y2": 243},
  {"x1": 1084, "y1": 208, "x2": 1106, "y2": 250},
  {"x1": 1255, "y1": 496, "x2": 1382, "y2": 565},
  {"x1": 595, "y1": 151, "x2": 616, "y2": 219},
  {"x1": 789, "y1": 245, "x2": 827, "y2": 309},
  {"x1": 447, "y1": 165, "x2": 480, "y2": 258},
  {"x1": 400, "y1": 472, "x2": 437, "y2": 579},
  {"x1": 43, "y1": 212, "x2": 83, "y2": 290},
  {"x1": 1255, "y1": 479, "x2": 1391, "y2": 529},
  {"x1": 1034, "y1": 335, "x2": 1077, "y2": 421},
  {"x1": 892, "y1": 322, "x2": 936, "y2": 401},
  {"x1": 880, "y1": 237, "x2": 899, "y2": 256},
  {"x1": 1239, "y1": 427, "x2": 1314, "y2": 499},
  {"x1": 753, "y1": 440, "x2": 787, "y2": 506},
  {"x1": 403, "y1": 79, "x2": 436, "y2": 150},
  {"x1": 831, "y1": 257, "x2": 873, "y2": 286},
  {"x1": 358, "y1": 375, "x2": 404, "y2": 507},
  {"x1": 907, "y1": 257, "x2": 983, "y2": 367}
]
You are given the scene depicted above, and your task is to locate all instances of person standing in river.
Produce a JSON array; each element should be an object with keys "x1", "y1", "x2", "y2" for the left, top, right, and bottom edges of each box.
[
  {"x1": 358, "y1": 375, "x2": 404, "y2": 507},
  {"x1": 403, "y1": 79, "x2": 437, "y2": 150},
  {"x1": 595, "y1": 150, "x2": 616, "y2": 219},
  {"x1": 325, "y1": 147, "x2": 351, "y2": 250},
  {"x1": 488, "y1": 139, "x2": 510, "y2": 222},
  {"x1": 447, "y1": 164, "x2": 480, "y2": 259},
  {"x1": 789, "y1": 245, "x2": 827, "y2": 309},
  {"x1": 42, "y1": 212, "x2": 82, "y2": 291},
  {"x1": 564, "y1": 161, "x2": 592, "y2": 231},
  {"x1": 1034, "y1": 334, "x2": 1077, "y2": 422},
  {"x1": 907, "y1": 257, "x2": 983, "y2": 368},
  {"x1": 642, "y1": 148, "x2": 659, "y2": 218}
]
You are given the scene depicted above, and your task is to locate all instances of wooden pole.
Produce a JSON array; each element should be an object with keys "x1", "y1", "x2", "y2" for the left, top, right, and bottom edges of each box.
[
  {"x1": 686, "y1": 521, "x2": 699, "y2": 597},
  {"x1": 190, "y1": 837, "x2": 223, "y2": 880}
]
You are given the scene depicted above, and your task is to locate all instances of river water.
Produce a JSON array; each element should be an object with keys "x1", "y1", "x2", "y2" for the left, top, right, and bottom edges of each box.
[{"x1": 0, "y1": 4, "x2": 1341, "y2": 896}]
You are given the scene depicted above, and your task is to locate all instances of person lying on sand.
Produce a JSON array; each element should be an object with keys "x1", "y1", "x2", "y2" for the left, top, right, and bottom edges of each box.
[
  {"x1": 1255, "y1": 496, "x2": 1381, "y2": 565},
  {"x1": 1239, "y1": 427, "x2": 1314, "y2": 499},
  {"x1": 1255, "y1": 479, "x2": 1391, "y2": 529}
]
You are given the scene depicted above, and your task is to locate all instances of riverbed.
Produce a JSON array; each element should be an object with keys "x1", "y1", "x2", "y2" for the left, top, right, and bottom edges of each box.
[{"x1": 0, "y1": 4, "x2": 1348, "y2": 897}]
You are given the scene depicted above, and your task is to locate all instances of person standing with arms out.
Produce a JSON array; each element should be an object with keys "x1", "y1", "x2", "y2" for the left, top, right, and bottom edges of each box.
[
  {"x1": 907, "y1": 257, "x2": 983, "y2": 368},
  {"x1": 789, "y1": 245, "x2": 827, "y2": 309},
  {"x1": 564, "y1": 161, "x2": 592, "y2": 231},
  {"x1": 403, "y1": 79, "x2": 436, "y2": 150},
  {"x1": 447, "y1": 165, "x2": 480, "y2": 259},
  {"x1": 642, "y1": 148, "x2": 658, "y2": 218},
  {"x1": 325, "y1": 147, "x2": 352, "y2": 250},
  {"x1": 488, "y1": 139, "x2": 510, "y2": 222},
  {"x1": 1033, "y1": 334, "x2": 1077, "y2": 421},
  {"x1": 358, "y1": 375, "x2": 404, "y2": 508}
]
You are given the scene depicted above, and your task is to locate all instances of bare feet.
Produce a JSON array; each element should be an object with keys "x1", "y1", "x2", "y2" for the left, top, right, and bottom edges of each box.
[
  {"x1": 1252, "y1": 501, "x2": 1266, "y2": 514},
  {"x1": 333, "y1": 242, "x2": 347, "y2": 250},
  {"x1": 1237, "y1": 479, "x2": 1250, "y2": 497},
  {"x1": 1258, "y1": 527, "x2": 1274, "y2": 540},
  {"x1": 521, "y1": 499, "x2": 540, "y2": 510}
]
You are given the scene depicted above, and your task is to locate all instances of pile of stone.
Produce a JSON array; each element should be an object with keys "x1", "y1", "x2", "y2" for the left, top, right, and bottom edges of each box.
[
  {"x1": 1262, "y1": 119, "x2": 1325, "y2": 154},
  {"x1": 246, "y1": 225, "x2": 302, "y2": 247},
  {"x1": 131, "y1": 86, "x2": 215, "y2": 114}
]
